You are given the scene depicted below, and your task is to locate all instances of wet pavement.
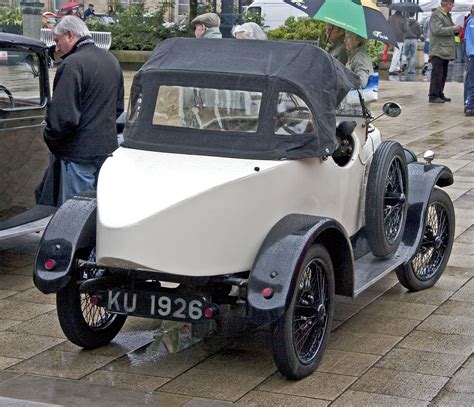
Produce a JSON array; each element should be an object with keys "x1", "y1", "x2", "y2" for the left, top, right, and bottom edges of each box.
[{"x1": 0, "y1": 79, "x2": 472, "y2": 406}]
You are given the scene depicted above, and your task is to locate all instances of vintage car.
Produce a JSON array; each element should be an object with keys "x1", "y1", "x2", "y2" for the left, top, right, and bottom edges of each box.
[
  {"x1": 0, "y1": 34, "x2": 54, "y2": 241},
  {"x1": 34, "y1": 39, "x2": 455, "y2": 380}
]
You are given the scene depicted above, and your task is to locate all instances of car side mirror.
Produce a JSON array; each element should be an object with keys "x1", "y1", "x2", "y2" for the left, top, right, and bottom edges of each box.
[{"x1": 382, "y1": 102, "x2": 401, "y2": 118}]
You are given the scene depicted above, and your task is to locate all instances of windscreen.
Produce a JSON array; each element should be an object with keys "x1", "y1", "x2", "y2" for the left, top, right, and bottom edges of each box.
[{"x1": 153, "y1": 85, "x2": 262, "y2": 133}]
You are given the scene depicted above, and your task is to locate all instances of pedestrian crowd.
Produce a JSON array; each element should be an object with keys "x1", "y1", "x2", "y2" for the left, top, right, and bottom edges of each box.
[{"x1": 385, "y1": 0, "x2": 473, "y2": 117}]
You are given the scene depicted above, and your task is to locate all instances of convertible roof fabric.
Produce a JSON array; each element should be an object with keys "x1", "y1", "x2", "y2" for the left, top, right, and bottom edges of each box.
[
  {"x1": 0, "y1": 33, "x2": 47, "y2": 50},
  {"x1": 124, "y1": 38, "x2": 361, "y2": 160}
]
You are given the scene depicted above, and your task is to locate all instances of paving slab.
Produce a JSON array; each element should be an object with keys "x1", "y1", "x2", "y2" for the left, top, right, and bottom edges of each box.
[
  {"x1": 8, "y1": 350, "x2": 115, "y2": 380},
  {"x1": 0, "y1": 331, "x2": 64, "y2": 359},
  {"x1": 357, "y1": 300, "x2": 437, "y2": 321},
  {"x1": 238, "y1": 390, "x2": 328, "y2": 407},
  {"x1": 0, "y1": 374, "x2": 181, "y2": 407},
  {"x1": 451, "y1": 279, "x2": 474, "y2": 302},
  {"x1": 431, "y1": 390, "x2": 474, "y2": 406},
  {"x1": 0, "y1": 300, "x2": 55, "y2": 321},
  {"x1": 338, "y1": 313, "x2": 420, "y2": 336},
  {"x1": 315, "y1": 349, "x2": 379, "y2": 377},
  {"x1": 350, "y1": 367, "x2": 449, "y2": 401},
  {"x1": 82, "y1": 370, "x2": 169, "y2": 392},
  {"x1": 434, "y1": 300, "x2": 474, "y2": 318},
  {"x1": 159, "y1": 367, "x2": 266, "y2": 402},
  {"x1": 398, "y1": 330, "x2": 474, "y2": 356},
  {"x1": 332, "y1": 390, "x2": 428, "y2": 407},
  {"x1": 327, "y1": 330, "x2": 402, "y2": 356},
  {"x1": 444, "y1": 356, "x2": 474, "y2": 395},
  {"x1": 259, "y1": 371, "x2": 356, "y2": 401},
  {"x1": 375, "y1": 347, "x2": 467, "y2": 377},
  {"x1": 416, "y1": 315, "x2": 474, "y2": 336}
]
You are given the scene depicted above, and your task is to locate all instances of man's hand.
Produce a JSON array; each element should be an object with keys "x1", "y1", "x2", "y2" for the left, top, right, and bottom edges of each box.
[{"x1": 453, "y1": 25, "x2": 462, "y2": 34}]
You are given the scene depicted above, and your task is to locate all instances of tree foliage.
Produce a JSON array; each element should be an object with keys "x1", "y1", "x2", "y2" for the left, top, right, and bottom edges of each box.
[
  {"x1": 267, "y1": 17, "x2": 325, "y2": 41},
  {"x1": 0, "y1": 6, "x2": 22, "y2": 26},
  {"x1": 86, "y1": 2, "x2": 189, "y2": 51}
]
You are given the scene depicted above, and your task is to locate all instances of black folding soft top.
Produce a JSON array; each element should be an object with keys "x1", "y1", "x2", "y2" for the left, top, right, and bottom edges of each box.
[
  {"x1": 124, "y1": 38, "x2": 361, "y2": 160},
  {"x1": 0, "y1": 33, "x2": 47, "y2": 51}
]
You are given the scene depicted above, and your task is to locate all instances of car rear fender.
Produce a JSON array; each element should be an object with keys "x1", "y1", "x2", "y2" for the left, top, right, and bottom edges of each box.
[
  {"x1": 34, "y1": 195, "x2": 97, "y2": 294},
  {"x1": 247, "y1": 214, "x2": 354, "y2": 325}
]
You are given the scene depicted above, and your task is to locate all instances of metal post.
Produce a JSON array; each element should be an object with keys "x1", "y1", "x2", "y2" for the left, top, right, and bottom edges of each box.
[
  {"x1": 220, "y1": 0, "x2": 238, "y2": 38},
  {"x1": 21, "y1": 0, "x2": 44, "y2": 39}
]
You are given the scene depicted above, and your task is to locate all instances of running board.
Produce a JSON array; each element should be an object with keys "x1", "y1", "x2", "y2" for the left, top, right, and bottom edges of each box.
[
  {"x1": 0, "y1": 215, "x2": 52, "y2": 241},
  {"x1": 353, "y1": 252, "x2": 404, "y2": 296}
]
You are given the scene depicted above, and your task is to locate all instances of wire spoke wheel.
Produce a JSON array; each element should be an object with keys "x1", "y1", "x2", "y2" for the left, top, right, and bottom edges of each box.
[
  {"x1": 272, "y1": 244, "x2": 334, "y2": 380},
  {"x1": 366, "y1": 141, "x2": 408, "y2": 258},
  {"x1": 396, "y1": 188, "x2": 455, "y2": 291},
  {"x1": 383, "y1": 157, "x2": 406, "y2": 244},
  {"x1": 411, "y1": 200, "x2": 449, "y2": 281},
  {"x1": 77, "y1": 251, "x2": 117, "y2": 331},
  {"x1": 292, "y1": 259, "x2": 329, "y2": 364},
  {"x1": 56, "y1": 247, "x2": 127, "y2": 348}
]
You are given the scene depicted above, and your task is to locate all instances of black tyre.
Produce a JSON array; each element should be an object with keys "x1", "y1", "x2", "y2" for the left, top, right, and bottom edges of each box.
[
  {"x1": 396, "y1": 188, "x2": 454, "y2": 291},
  {"x1": 56, "y1": 249, "x2": 127, "y2": 349},
  {"x1": 366, "y1": 141, "x2": 408, "y2": 258},
  {"x1": 271, "y1": 244, "x2": 334, "y2": 380}
]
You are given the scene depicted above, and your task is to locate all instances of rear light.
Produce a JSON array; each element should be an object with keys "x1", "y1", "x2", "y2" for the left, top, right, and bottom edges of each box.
[
  {"x1": 262, "y1": 287, "x2": 273, "y2": 299},
  {"x1": 44, "y1": 259, "x2": 56, "y2": 270},
  {"x1": 204, "y1": 305, "x2": 219, "y2": 319},
  {"x1": 89, "y1": 295, "x2": 100, "y2": 306}
]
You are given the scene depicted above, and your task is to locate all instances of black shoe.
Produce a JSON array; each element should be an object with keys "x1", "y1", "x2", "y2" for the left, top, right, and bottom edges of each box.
[
  {"x1": 421, "y1": 64, "x2": 428, "y2": 75},
  {"x1": 441, "y1": 96, "x2": 451, "y2": 102},
  {"x1": 466, "y1": 109, "x2": 474, "y2": 117},
  {"x1": 388, "y1": 71, "x2": 399, "y2": 76},
  {"x1": 429, "y1": 98, "x2": 445, "y2": 103}
]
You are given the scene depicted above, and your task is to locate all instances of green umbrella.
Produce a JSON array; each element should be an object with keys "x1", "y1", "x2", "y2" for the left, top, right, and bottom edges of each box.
[{"x1": 284, "y1": 0, "x2": 398, "y2": 46}]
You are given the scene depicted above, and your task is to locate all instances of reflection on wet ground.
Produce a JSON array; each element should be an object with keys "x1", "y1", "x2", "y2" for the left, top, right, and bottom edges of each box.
[{"x1": 379, "y1": 61, "x2": 466, "y2": 83}]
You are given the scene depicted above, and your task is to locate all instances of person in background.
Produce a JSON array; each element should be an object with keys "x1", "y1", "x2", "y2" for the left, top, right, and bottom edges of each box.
[
  {"x1": 107, "y1": 5, "x2": 117, "y2": 19},
  {"x1": 44, "y1": 16, "x2": 124, "y2": 204},
  {"x1": 326, "y1": 23, "x2": 348, "y2": 65},
  {"x1": 402, "y1": 12, "x2": 422, "y2": 75},
  {"x1": 429, "y1": 0, "x2": 462, "y2": 103},
  {"x1": 233, "y1": 22, "x2": 267, "y2": 40},
  {"x1": 421, "y1": 10, "x2": 436, "y2": 75},
  {"x1": 388, "y1": 10, "x2": 408, "y2": 75},
  {"x1": 191, "y1": 13, "x2": 222, "y2": 38},
  {"x1": 344, "y1": 31, "x2": 373, "y2": 88},
  {"x1": 462, "y1": 6, "x2": 474, "y2": 107},
  {"x1": 464, "y1": 8, "x2": 474, "y2": 116},
  {"x1": 84, "y1": 3, "x2": 95, "y2": 20}
]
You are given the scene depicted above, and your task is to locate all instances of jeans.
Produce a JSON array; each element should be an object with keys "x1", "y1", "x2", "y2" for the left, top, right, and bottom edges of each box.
[
  {"x1": 429, "y1": 56, "x2": 449, "y2": 100},
  {"x1": 402, "y1": 39, "x2": 418, "y2": 74},
  {"x1": 60, "y1": 159, "x2": 101, "y2": 205},
  {"x1": 465, "y1": 56, "x2": 474, "y2": 109},
  {"x1": 389, "y1": 42, "x2": 404, "y2": 72}
]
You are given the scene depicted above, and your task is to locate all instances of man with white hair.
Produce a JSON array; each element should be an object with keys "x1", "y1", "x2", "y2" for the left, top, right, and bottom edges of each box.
[{"x1": 44, "y1": 16, "x2": 124, "y2": 204}]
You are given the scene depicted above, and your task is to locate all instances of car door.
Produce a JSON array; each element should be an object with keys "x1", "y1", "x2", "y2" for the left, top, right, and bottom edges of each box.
[{"x1": 0, "y1": 34, "x2": 52, "y2": 233}]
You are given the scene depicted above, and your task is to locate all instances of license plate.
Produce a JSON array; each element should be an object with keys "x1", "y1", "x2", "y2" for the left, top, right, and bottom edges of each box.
[{"x1": 105, "y1": 289, "x2": 210, "y2": 322}]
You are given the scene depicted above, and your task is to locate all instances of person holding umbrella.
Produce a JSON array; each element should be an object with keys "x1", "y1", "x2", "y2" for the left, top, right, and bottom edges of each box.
[
  {"x1": 326, "y1": 23, "x2": 348, "y2": 65},
  {"x1": 429, "y1": 0, "x2": 462, "y2": 103},
  {"x1": 344, "y1": 31, "x2": 373, "y2": 88}
]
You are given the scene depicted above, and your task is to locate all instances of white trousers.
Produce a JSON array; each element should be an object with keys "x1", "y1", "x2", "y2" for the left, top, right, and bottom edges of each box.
[{"x1": 389, "y1": 42, "x2": 404, "y2": 72}]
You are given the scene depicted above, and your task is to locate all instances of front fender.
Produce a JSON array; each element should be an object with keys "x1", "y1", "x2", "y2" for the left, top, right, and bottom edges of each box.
[
  {"x1": 247, "y1": 214, "x2": 353, "y2": 325},
  {"x1": 399, "y1": 162, "x2": 453, "y2": 260},
  {"x1": 34, "y1": 195, "x2": 97, "y2": 294}
]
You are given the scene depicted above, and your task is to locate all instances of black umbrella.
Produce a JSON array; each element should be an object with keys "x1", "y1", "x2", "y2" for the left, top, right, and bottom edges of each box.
[{"x1": 389, "y1": 2, "x2": 423, "y2": 13}]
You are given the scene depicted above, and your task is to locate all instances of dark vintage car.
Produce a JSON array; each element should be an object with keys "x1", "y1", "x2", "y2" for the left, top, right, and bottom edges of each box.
[
  {"x1": 34, "y1": 39, "x2": 455, "y2": 380},
  {"x1": 0, "y1": 33, "x2": 55, "y2": 241}
]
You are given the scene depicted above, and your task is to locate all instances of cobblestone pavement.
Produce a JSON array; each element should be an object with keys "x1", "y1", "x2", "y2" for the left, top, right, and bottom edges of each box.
[{"x1": 0, "y1": 80, "x2": 472, "y2": 406}]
